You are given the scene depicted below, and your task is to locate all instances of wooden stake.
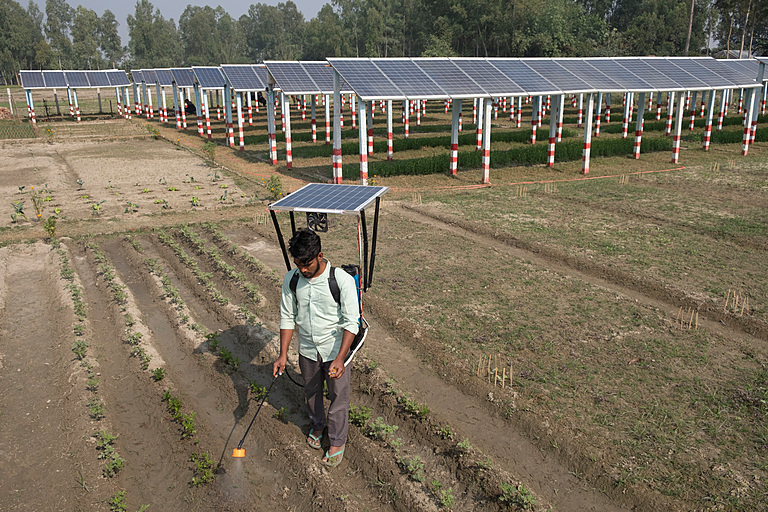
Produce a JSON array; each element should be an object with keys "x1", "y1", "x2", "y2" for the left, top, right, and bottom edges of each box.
[
  {"x1": 502, "y1": 368, "x2": 506, "y2": 388},
  {"x1": 725, "y1": 289, "x2": 731, "y2": 312},
  {"x1": 487, "y1": 355, "x2": 491, "y2": 384},
  {"x1": 494, "y1": 367, "x2": 498, "y2": 387},
  {"x1": 688, "y1": 309, "x2": 694, "y2": 330},
  {"x1": 676, "y1": 306, "x2": 682, "y2": 324},
  {"x1": 695, "y1": 311, "x2": 698, "y2": 330}
]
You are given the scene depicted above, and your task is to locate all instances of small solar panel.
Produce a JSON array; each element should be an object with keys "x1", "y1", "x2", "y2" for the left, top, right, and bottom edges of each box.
[
  {"x1": 611, "y1": 58, "x2": 683, "y2": 91},
  {"x1": 141, "y1": 69, "x2": 158, "y2": 84},
  {"x1": 220, "y1": 65, "x2": 260, "y2": 90},
  {"x1": 581, "y1": 59, "x2": 654, "y2": 92},
  {"x1": 554, "y1": 59, "x2": 624, "y2": 92},
  {"x1": 488, "y1": 59, "x2": 559, "y2": 96},
  {"x1": 87, "y1": 71, "x2": 111, "y2": 87},
  {"x1": 372, "y1": 59, "x2": 447, "y2": 99},
  {"x1": 106, "y1": 70, "x2": 130, "y2": 86},
  {"x1": 42, "y1": 70, "x2": 67, "y2": 88},
  {"x1": 65, "y1": 71, "x2": 90, "y2": 88},
  {"x1": 720, "y1": 59, "x2": 761, "y2": 80},
  {"x1": 269, "y1": 183, "x2": 389, "y2": 214},
  {"x1": 251, "y1": 65, "x2": 269, "y2": 89},
  {"x1": 155, "y1": 69, "x2": 174, "y2": 87},
  {"x1": 413, "y1": 59, "x2": 487, "y2": 98},
  {"x1": 267, "y1": 61, "x2": 319, "y2": 94},
  {"x1": 131, "y1": 70, "x2": 144, "y2": 83},
  {"x1": 20, "y1": 70, "x2": 45, "y2": 89},
  {"x1": 641, "y1": 58, "x2": 707, "y2": 90},
  {"x1": 170, "y1": 68, "x2": 195, "y2": 87},
  {"x1": 328, "y1": 58, "x2": 403, "y2": 100},
  {"x1": 193, "y1": 66, "x2": 226, "y2": 89},
  {"x1": 694, "y1": 58, "x2": 757, "y2": 88},
  {"x1": 450, "y1": 58, "x2": 525, "y2": 96},
  {"x1": 668, "y1": 58, "x2": 736, "y2": 89},
  {"x1": 300, "y1": 62, "x2": 352, "y2": 93}
]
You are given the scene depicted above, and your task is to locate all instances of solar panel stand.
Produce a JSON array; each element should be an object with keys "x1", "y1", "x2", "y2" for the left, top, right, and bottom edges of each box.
[
  {"x1": 386, "y1": 100, "x2": 394, "y2": 161},
  {"x1": 450, "y1": 99, "x2": 461, "y2": 175},
  {"x1": 703, "y1": 88, "x2": 718, "y2": 150},
  {"x1": 332, "y1": 71, "x2": 343, "y2": 183},
  {"x1": 581, "y1": 93, "x2": 595, "y2": 174},
  {"x1": 547, "y1": 95, "x2": 560, "y2": 167},
  {"x1": 281, "y1": 93, "x2": 291, "y2": 163},
  {"x1": 480, "y1": 99, "x2": 492, "y2": 184},
  {"x1": 671, "y1": 91, "x2": 686, "y2": 163},
  {"x1": 633, "y1": 92, "x2": 646, "y2": 159},
  {"x1": 267, "y1": 89, "x2": 278, "y2": 165},
  {"x1": 357, "y1": 99, "x2": 368, "y2": 184}
]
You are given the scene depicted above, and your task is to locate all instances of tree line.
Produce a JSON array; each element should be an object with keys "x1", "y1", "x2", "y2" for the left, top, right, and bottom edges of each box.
[{"x1": 1, "y1": 0, "x2": 765, "y2": 85}]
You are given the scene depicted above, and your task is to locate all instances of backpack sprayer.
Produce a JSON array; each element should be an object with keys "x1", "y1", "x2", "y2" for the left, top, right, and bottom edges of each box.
[{"x1": 232, "y1": 183, "x2": 388, "y2": 458}]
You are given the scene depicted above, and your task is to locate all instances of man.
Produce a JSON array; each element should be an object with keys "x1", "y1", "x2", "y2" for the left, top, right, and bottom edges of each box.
[{"x1": 273, "y1": 228, "x2": 359, "y2": 467}]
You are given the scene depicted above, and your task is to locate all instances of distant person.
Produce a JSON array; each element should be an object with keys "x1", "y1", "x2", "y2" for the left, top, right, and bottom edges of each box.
[
  {"x1": 273, "y1": 228, "x2": 359, "y2": 468},
  {"x1": 184, "y1": 99, "x2": 196, "y2": 115},
  {"x1": 257, "y1": 91, "x2": 267, "y2": 106}
]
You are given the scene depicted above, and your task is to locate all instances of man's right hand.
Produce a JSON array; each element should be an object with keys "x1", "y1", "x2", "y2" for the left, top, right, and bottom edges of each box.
[{"x1": 273, "y1": 355, "x2": 287, "y2": 378}]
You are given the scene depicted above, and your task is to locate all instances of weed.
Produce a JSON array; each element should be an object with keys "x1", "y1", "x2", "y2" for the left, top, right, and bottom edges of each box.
[
  {"x1": 42, "y1": 216, "x2": 56, "y2": 237},
  {"x1": 10, "y1": 199, "x2": 26, "y2": 223},
  {"x1": 499, "y1": 482, "x2": 537, "y2": 509},
  {"x1": 152, "y1": 368, "x2": 166, "y2": 381},
  {"x1": 265, "y1": 175, "x2": 283, "y2": 200},
  {"x1": 72, "y1": 339, "x2": 88, "y2": 360},
  {"x1": 202, "y1": 141, "x2": 216, "y2": 167},
  {"x1": 397, "y1": 455, "x2": 426, "y2": 482},
  {"x1": 189, "y1": 452, "x2": 216, "y2": 486},
  {"x1": 477, "y1": 457, "x2": 493, "y2": 470}
]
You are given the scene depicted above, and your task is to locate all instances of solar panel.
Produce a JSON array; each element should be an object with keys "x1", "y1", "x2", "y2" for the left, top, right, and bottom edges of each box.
[
  {"x1": 488, "y1": 59, "x2": 560, "y2": 96},
  {"x1": 65, "y1": 71, "x2": 90, "y2": 88},
  {"x1": 155, "y1": 69, "x2": 174, "y2": 87},
  {"x1": 269, "y1": 183, "x2": 389, "y2": 214},
  {"x1": 554, "y1": 59, "x2": 624, "y2": 92},
  {"x1": 266, "y1": 61, "x2": 319, "y2": 94},
  {"x1": 328, "y1": 58, "x2": 403, "y2": 100},
  {"x1": 251, "y1": 65, "x2": 269, "y2": 89},
  {"x1": 611, "y1": 58, "x2": 683, "y2": 91},
  {"x1": 193, "y1": 66, "x2": 226, "y2": 89},
  {"x1": 106, "y1": 70, "x2": 130, "y2": 86},
  {"x1": 170, "y1": 68, "x2": 195, "y2": 87},
  {"x1": 87, "y1": 71, "x2": 111, "y2": 87},
  {"x1": 720, "y1": 60, "x2": 760, "y2": 80},
  {"x1": 694, "y1": 58, "x2": 757, "y2": 88},
  {"x1": 581, "y1": 59, "x2": 654, "y2": 92},
  {"x1": 300, "y1": 62, "x2": 352, "y2": 93},
  {"x1": 413, "y1": 59, "x2": 487, "y2": 98},
  {"x1": 372, "y1": 59, "x2": 447, "y2": 99},
  {"x1": 220, "y1": 65, "x2": 260, "y2": 90},
  {"x1": 141, "y1": 69, "x2": 158, "y2": 84},
  {"x1": 20, "y1": 70, "x2": 45, "y2": 89},
  {"x1": 640, "y1": 58, "x2": 708, "y2": 90},
  {"x1": 131, "y1": 70, "x2": 144, "y2": 83},
  {"x1": 450, "y1": 58, "x2": 525, "y2": 96},
  {"x1": 668, "y1": 58, "x2": 736, "y2": 89},
  {"x1": 42, "y1": 70, "x2": 67, "y2": 88}
]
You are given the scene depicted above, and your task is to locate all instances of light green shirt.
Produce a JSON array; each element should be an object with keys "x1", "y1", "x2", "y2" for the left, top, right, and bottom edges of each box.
[{"x1": 280, "y1": 261, "x2": 360, "y2": 362}]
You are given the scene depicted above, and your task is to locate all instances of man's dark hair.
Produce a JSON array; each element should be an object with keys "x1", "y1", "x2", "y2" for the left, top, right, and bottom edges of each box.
[{"x1": 288, "y1": 228, "x2": 321, "y2": 263}]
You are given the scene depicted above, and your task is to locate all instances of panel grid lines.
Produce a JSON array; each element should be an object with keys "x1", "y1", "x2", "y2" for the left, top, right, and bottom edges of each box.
[
  {"x1": 220, "y1": 65, "x2": 261, "y2": 91},
  {"x1": 269, "y1": 183, "x2": 388, "y2": 214}
]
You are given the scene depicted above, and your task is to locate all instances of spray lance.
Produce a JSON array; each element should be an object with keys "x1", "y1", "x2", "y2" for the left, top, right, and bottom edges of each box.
[{"x1": 232, "y1": 373, "x2": 279, "y2": 458}]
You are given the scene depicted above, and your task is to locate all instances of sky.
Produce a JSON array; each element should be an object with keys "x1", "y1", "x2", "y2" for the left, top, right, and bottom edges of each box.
[{"x1": 51, "y1": 0, "x2": 326, "y2": 47}]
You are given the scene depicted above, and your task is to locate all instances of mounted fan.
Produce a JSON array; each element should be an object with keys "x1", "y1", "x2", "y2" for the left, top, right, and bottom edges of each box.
[{"x1": 306, "y1": 212, "x2": 328, "y2": 232}]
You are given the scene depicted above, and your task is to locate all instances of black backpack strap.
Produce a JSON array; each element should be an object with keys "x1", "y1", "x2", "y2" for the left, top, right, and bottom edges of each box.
[
  {"x1": 328, "y1": 266, "x2": 341, "y2": 305},
  {"x1": 289, "y1": 269, "x2": 300, "y2": 302}
]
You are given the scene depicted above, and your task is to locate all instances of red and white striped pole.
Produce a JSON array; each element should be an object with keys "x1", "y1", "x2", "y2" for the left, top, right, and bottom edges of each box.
[
  {"x1": 403, "y1": 100, "x2": 410, "y2": 139},
  {"x1": 280, "y1": 95, "x2": 286, "y2": 133},
  {"x1": 761, "y1": 83, "x2": 767, "y2": 115},
  {"x1": 516, "y1": 96, "x2": 522, "y2": 128},
  {"x1": 699, "y1": 91, "x2": 706, "y2": 117},
  {"x1": 493, "y1": 98, "x2": 498, "y2": 119},
  {"x1": 216, "y1": 90, "x2": 221, "y2": 120},
  {"x1": 621, "y1": 95, "x2": 630, "y2": 139},
  {"x1": 301, "y1": 95, "x2": 306, "y2": 121},
  {"x1": 73, "y1": 89, "x2": 81, "y2": 122},
  {"x1": 475, "y1": 98, "x2": 484, "y2": 150},
  {"x1": 247, "y1": 92, "x2": 253, "y2": 126},
  {"x1": 444, "y1": 99, "x2": 449, "y2": 114},
  {"x1": 547, "y1": 94, "x2": 561, "y2": 167},
  {"x1": 703, "y1": 87, "x2": 717, "y2": 150},
  {"x1": 594, "y1": 92, "x2": 603, "y2": 137},
  {"x1": 741, "y1": 87, "x2": 755, "y2": 156},
  {"x1": 537, "y1": 96, "x2": 543, "y2": 127},
  {"x1": 556, "y1": 95, "x2": 564, "y2": 142},
  {"x1": 665, "y1": 91, "x2": 675, "y2": 136},
  {"x1": 367, "y1": 100, "x2": 374, "y2": 156},
  {"x1": 351, "y1": 94, "x2": 356, "y2": 128},
  {"x1": 236, "y1": 92, "x2": 245, "y2": 152},
  {"x1": 473, "y1": 98, "x2": 477, "y2": 124},
  {"x1": 324, "y1": 94, "x2": 331, "y2": 144},
  {"x1": 571, "y1": 94, "x2": 577, "y2": 108},
  {"x1": 357, "y1": 97, "x2": 368, "y2": 185},
  {"x1": 148, "y1": 86, "x2": 154, "y2": 119},
  {"x1": 581, "y1": 93, "x2": 595, "y2": 175},
  {"x1": 633, "y1": 92, "x2": 646, "y2": 159},
  {"x1": 226, "y1": 87, "x2": 235, "y2": 148},
  {"x1": 450, "y1": 99, "x2": 461, "y2": 174},
  {"x1": 737, "y1": 88, "x2": 744, "y2": 114},
  {"x1": 311, "y1": 99, "x2": 317, "y2": 143},
  {"x1": 283, "y1": 93, "x2": 292, "y2": 166},
  {"x1": 481, "y1": 98, "x2": 492, "y2": 184},
  {"x1": 577, "y1": 94, "x2": 584, "y2": 127},
  {"x1": 509, "y1": 97, "x2": 515, "y2": 121},
  {"x1": 386, "y1": 99, "x2": 393, "y2": 161},
  {"x1": 724, "y1": 88, "x2": 730, "y2": 116},
  {"x1": 203, "y1": 91, "x2": 212, "y2": 138},
  {"x1": 458, "y1": 108, "x2": 463, "y2": 132},
  {"x1": 688, "y1": 90, "x2": 697, "y2": 130},
  {"x1": 716, "y1": 89, "x2": 726, "y2": 131},
  {"x1": 656, "y1": 92, "x2": 662, "y2": 120},
  {"x1": 180, "y1": 88, "x2": 187, "y2": 129},
  {"x1": 671, "y1": 91, "x2": 685, "y2": 163},
  {"x1": 529, "y1": 96, "x2": 538, "y2": 144},
  {"x1": 416, "y1": 99, "x2": 421, "y2": 126},
  {"x1": 267, "y1": 89, "x2": 277, "y2": 165},
  {"x1": 124, "y1": 87, "x2": 132, "y2": 119},
  {"x1": 25, "y1": 90, "x2": 36, "y2": 124},
  {"x1": 332, "y1": 73, "x2": 343, "y2": 183}
]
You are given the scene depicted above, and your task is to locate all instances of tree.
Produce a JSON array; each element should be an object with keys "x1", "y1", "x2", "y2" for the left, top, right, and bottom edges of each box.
[
  {"x1": 44, "y1": 0, "x2": 73, "y2": 68},
  {"x1": 99, "y1": 10, "x2": 124, "y2": 68},
  {"x1": 180, "y1": 5, "x2": 245, "y2": 65},
  {"x1": 126, "y1": 0, "x2": 182, "y2": 68},
  {"x1": 241, "y1": 2, "x2": 305, "y2": 61},
  {"x1": 0, "y1": 0, "x2": 45, "y2": 82},
  {"x1": 71, "y1": 5, "x2": 101, "y2": 69},
  {"x1": 303, "y1": 4, "x2": 350, "y2": 59}
]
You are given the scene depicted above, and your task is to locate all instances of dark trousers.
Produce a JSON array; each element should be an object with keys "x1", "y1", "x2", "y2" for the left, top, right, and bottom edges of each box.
[{"x1": 298, "y1": 353, "x2": 350, "y2": 446}]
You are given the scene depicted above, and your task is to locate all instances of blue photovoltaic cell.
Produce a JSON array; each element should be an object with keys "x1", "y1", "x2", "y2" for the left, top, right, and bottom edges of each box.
[
  {"x1": 65, "y1": 71, "x2": 90, "y2": 88},
  {"x1": 517, "y1": 59, "x2": 587, "y2": 93},
  {"x1": 584, "y1": 59, "x2": 654, "y2": 91},
  {"x1": 641, "y1": 58, "x2": 707, "y2": 89},
  {"x1": 141, "y1": 69, "x2": 158, "y2": 84},
  {"x1": 695, "y1": 58, "x2": 757, "y2": 87},
  {"x1": 106, "y1": 70, "x2": 130, "y2": 86},
  {"x1": 266, "y1": 61, "x2": 319, "y2": 94},
  {"x1": 668, "y1": 58, "x2": 734, "y2": 88},
  {"x1": 555, "y1": 59, "x2": 624, "y2": 91},
  {"x1": 170, "y1": 68, "x2": 195, "y2": 87},
  {"x1": 489, "y1": 59, "x2": 559, "y2": 96},
  {"x1": 131, "y1": 70, "x2": 144, "y2": 83},
  {"x1": 87, "y1": 71, "x2": 111, "y2": 87},
  {"x1": 194, "y1": 66, "x2": 226, "y2": 89},
  {"x1": 612, "y1": 58, "x2": 683, "y2": 91},
  {"x1": 328, "y1": 59, "x2": 402, "y2": 100},
  {"x1": 450, "y1": 59, "x2": 525, "y2": 96},
  {"x1": 155, "y1": 69, "x2": 174, "y2": 87},
  {"x1": 269, "y1": 183, "x2": 389, "y2": 214},
  {"x1": 413, "y1": 59, "x2": 487, "y2": 98},
  {"x1": 720, "y1": 60, "x2": 760, "y2": 80},
  {"x1": 300, "y1": 62, "x2": 351, "y2": 93},
  {"x1": 42, "y1": 70, "x2": 67, "y2": 88},
  {"x1": 20, "y1": 70, "x2": 45, "y2": 89},
  {"x1": 372, "y1": 59, "x2": 446, "y2": 98},
  {"x1": 251, "y1": 65, "x2": 269, "y2": 89},
  {"x1": 220, "y1": 65, "x2": 260, "y2": 90}
]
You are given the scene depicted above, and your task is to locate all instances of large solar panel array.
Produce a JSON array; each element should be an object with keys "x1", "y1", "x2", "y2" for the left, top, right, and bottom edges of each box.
[
  {"x1": 21, "y1": 70, "x2": 131, "y2": 89},
  {"x1": 193, "y1": 66, "x2": 226, "y2": 89},
  {"x1": 42, "y1": 70, "x2": 68, "y2": 88},
  {"x1": 219, "y1": 65, "x2": 258, "y2": 91},
  {"x1": 265, "y1": 61, "x2": 352, "y2": 95},
  {"x1": 329, "y1": 57, "x2": 761, "y2": 101},
  {"x1": 269, "y1": 183, "x2": 389, "y2": 214}
]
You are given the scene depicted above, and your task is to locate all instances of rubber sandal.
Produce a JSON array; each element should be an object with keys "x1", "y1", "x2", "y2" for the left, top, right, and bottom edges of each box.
[
  {"x1": 322, "y1": 447, "x2": 345, "y2": 468},
  {"x1": 307, "y1": 430, "x2": 322, "y2": 450}
]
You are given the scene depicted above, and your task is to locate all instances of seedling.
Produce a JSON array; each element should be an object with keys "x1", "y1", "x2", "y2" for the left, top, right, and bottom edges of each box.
[
  {"x1": 438, "y1": 425, "x2": 454, "y2": 440},
  {"x1": 109, "y1": 490, "x2": 127, "y2": 512},
  {"x1": 189, "y1": 196, "x2": 200, "y2": 206},
  {"x1": 349, "y1": 404, "x2": 372, "y2": 427},
  {"x1": 72, "y1": 339, "x2": 88, "y2": 360},
  {"x1": 499, "y1": 482, "x2": 536, "y2": 509},
  {"x1": 124, "y1": 202, "x2": 139, "y2": 213},
  {"x1": 249, "y1": 381, "x2": 268, "y2": 401},
  {"x1": 168, "y1": 186, "x2": 179, "y2": 191},
  {"x1": 397, "y1": 455, "x2": 425, "y2": 482},
  {"x1": 11, "y1": 200, "x2": 27, "y2": 223},
  {"x1": 86, "y1": 377, "x2": 99, "y2": 392},
  {"x1": 457, "y1": 438, "x2": 473, "y2": 453},
  {"x1": 152, "y1": 368, "x2": 166, "y2": 381},
  {"x1": 274, "y1": 407, "x2": 287, "y2": 423},
  {"x1": 180, "y1": 412, "x2": 197, "y2": 439},
  {"x1": 205, "y1": 332, "x2": 221, "y2": 352},
  {"x1": 189, "y1": 452, "x2": 216, "y2": 486},
  {"x1": 141, "y1": 188, "x2": 150, "y2": 193},
  {"x1": 438, "y1": 487, "x2": 455, "y2": 509},
  {"x1": 91, "y1": 200, "x2": 106, "y2": 215},
  {"x1": 42, "y1": 216, "x2": 56, "y2": 237},
  {"x1": 87, "y1": 396, "x2": 105, "y2": 420},
  {"x1": 76, "y1": 179, "x2": 84, "y2": 190}
]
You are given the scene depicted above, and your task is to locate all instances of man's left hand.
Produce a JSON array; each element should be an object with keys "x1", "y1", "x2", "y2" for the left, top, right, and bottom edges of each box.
[{"x1": 328, "y1": 359, "x2": 345, "y2": 380}]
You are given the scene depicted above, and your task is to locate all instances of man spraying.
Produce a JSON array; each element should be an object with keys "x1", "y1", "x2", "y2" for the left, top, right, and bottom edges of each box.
[{"x1": 273, "y1": 228, "x2": 359, "y2": 467}]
